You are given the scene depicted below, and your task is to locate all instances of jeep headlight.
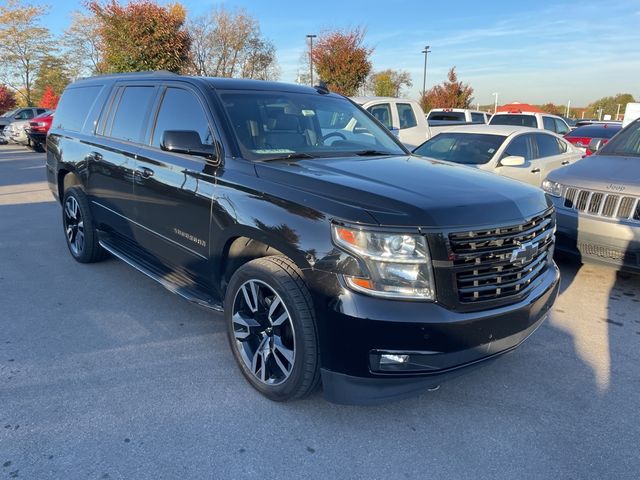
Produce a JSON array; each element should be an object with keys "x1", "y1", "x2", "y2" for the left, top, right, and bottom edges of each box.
[
  {"x1": 332, "y1": 225, "x2": 435, "y2": 300},
  {"x1": 542, "y1": 179, "x2": 564, "y2": 197}
]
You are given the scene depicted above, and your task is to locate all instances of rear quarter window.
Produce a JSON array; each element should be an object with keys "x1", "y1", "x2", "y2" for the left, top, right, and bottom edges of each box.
[{"x1": 54, "y1": 86, "x2": 103, "y2": 132}]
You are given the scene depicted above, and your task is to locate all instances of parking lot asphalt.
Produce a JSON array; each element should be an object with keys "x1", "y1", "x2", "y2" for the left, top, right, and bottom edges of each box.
[{"x1": 1, "y1": 144, "x2": 639, "y2": 479}]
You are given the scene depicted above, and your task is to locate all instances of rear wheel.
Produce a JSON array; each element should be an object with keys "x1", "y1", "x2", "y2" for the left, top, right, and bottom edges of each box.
[
  {"x1": 62, "y1": 187, "x2": 106, "y2": 263},
  {"x1": 225, "y1": 256, "x2": 320, "y2": 401}
]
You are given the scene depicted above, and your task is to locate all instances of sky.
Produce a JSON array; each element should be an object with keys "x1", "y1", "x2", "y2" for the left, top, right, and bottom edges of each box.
[{"x1": 34, "y1": 0, "x2": 640, "y2": 107}]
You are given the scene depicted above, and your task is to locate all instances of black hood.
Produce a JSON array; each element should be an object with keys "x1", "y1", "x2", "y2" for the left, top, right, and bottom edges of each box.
[{"x1": 256, "y1": 155, "x2": 549, "y2": 228}]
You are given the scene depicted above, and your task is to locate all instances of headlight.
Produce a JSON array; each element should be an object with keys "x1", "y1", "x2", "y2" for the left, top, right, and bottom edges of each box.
[
  {"x1": 332, "y1": 224, "x2": 435, "y2": 300},
  {"x1": 542, "y1": 179, "x2": 564, "y2": 197}
]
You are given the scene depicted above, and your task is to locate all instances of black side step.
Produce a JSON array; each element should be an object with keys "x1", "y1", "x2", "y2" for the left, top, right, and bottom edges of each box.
[{"x1": 99, "y1": 239, "x2": 224, "y2": 313}]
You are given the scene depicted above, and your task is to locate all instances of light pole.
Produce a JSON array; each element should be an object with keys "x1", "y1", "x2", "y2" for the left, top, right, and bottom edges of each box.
[
  {"x1": 616, "y1": 103, "x2": 622, "y2": 120},
  {"x1": 421, "y1": 45, "x2": 431, "y2": 96},
  {"x1": 566, "y1": 99, "x2": 571, "y2": 118},
  {"x1": 492, "y1": 92, "x2": 499, "y2": 114},
  {"x1": 306, "y1": 34, "x2": 317, "y2": 86}
]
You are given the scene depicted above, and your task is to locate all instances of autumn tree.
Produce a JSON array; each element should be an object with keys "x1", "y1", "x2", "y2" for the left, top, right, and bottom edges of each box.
[
  {"x1": 63, "y1": 11, "x2": 105, "y2": 78},
  {"x1": 585, "y1": 93, "x2": 636, "y2": 119},
  {"x1": 0, "y1": 0, "x2": 53, "y2": 105},
  {"x1": 419, "y1": 67, "x2": 474, "y2": 112},
  {"x1": 539, "y1": 103, "x2": 563, "y2": 116},
  {"x1": 369, "y1": 69, "x2": 412, "y2": 97},
  {"x1": 38, "y1": 85, "x2": 59, "y2": 109},
  {"x1": 88, "y1": 0, "x2": 191, "y2": 74},
  {"x1": 0, "y1": 85, "x2": 17, "y2": 114},
  {"x1": 33, "y1": 55, "x2": 71, "y2": 101},
  {"x1": 312, "y1": 28, "x2": 373, "y2": 96},
  {"x1": 188, "y1": 7, "x2": 279, "y2": 80}
]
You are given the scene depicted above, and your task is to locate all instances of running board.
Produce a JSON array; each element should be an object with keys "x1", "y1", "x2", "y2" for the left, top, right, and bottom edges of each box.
[{"x1": 99, "y1": 240, "x2": 224, "y2": 313}]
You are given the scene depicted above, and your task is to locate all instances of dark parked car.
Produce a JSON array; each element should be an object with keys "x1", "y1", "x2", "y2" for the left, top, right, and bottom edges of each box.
[
  {"x1": 47, "y1": 72, "x2": 560, "y2": 404},
  {"x1": 564, "y1": 123, "x2": 622, "y2": 155},
  {"x1": 544, "y1": 118, "x2": 640, "y2": 273}
]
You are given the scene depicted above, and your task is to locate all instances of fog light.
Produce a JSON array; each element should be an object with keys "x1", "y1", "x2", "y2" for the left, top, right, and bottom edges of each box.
[{"x1": 380, "y1": 354, "x2": 410, "y2": 365}]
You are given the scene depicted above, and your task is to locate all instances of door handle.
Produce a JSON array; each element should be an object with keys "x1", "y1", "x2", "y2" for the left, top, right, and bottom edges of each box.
[
  {"x1": 136, "y1": 166, "x2": 154, "y2": 178},
  {"x1": 561, "y1": 160, "x2": 570, "y2": 165},
  {"x1": 87, "y1": 151, "x2": 103, "y2": 161},
  {"x1": 531, "y1": 168, "x2": 541, "y2": 173}
]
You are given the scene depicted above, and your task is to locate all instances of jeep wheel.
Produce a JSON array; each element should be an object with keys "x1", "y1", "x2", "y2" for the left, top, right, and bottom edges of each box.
[
  {"x1": 225, "y1": 256, "x2": 320, "y2": 401},
  {"x1": 62, "y1": 187, "x2": 106, "y2": 263}
]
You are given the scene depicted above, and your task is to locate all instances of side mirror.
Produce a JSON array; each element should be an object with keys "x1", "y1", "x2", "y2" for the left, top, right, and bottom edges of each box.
[
  {"x1": 161, "y1": 130, "x2": 216, "y2": 160},
  {"x1": 587, "y1": 138, "x2": 604, "y2": 154},
  {"x1": 500, "y1": 155, "x2": 526, "y2": 166}
]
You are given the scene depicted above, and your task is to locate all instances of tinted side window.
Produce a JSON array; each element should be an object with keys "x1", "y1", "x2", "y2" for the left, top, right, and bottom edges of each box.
[
  {"x1": 542, "y1": 116, "x2": 556, "y2": 132},
  {"x1": 397, "y1": 103, "x2": 417, "y2": 129},
  {"x1": 36, "y1": 108, "x2": 47, "y2": 115},
  {"x1": 471, "y1": 112, "x2": 484, "y2": 123},
  {"x1": 15, "y1": 110, "x2": 33, "y2": 120},
  {"x1": 151, "y1": 88, "x2": 213, "y2": 147},
  {"x1": 554, "y1": 118, "x2": 570, "y2": 135},
  {"x1": 54, "y1": 86, "x2": 103, "y2": 132},
  {"x1": 109, "y1": 86, "x2": 156, "y2": 143},
  {"x1": 503, "y1": 135, "x2": 532, "y2": 161},
  {"x1": 367, "y1": 103, "x2": 392, "y2": 129},
  {"x1": 490, "y1": 114, "x2": 537, "y2": 128},
  {"x1": 535, "y1": 133, "x2": 562, "y2": 158}
]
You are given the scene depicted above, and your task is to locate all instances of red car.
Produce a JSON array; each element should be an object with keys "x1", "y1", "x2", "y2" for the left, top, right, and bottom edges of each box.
[
  {"x1": 26, "y1": 111, "x2": 54, "y2": 152},
  {"x1": 564, "y1": 123, "x2": 622, "y2": 156}
]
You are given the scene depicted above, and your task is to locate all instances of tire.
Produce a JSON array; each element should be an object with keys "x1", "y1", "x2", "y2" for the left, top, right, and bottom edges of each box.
[
  {"x1": 33, "y1": 142, "x2": 44, "y2": 153},
  {"x1": 62, "y1": 187, "x2": 106, "y2": 263},
  {"x1": 225, "y1": 255, "x2": 320, "y2": 401}
]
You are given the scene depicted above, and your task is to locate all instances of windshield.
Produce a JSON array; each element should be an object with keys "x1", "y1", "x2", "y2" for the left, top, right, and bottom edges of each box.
[
  {"x1": 490, "y1": 114, "x2": 537, "y2": 128},
  {"x1": 217, "y1": 90, "x2": 406, "y2": 161},
  {"x1": 413, "y1": 133, "x2": 505, "y2": 165},
  {"x1": 599, "y1": 120, "x2": 640, "y2": 157}
]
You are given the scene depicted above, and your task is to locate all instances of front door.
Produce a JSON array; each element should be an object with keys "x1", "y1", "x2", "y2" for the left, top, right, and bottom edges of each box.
[{"x1": 132, "y1": 85, "x2": 217, "y2": 283}]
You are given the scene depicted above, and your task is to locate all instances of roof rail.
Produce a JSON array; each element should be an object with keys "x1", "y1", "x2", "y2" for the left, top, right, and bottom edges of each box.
[{"x1": 77, "y1": 70, "x2": 180, "y2": 81}]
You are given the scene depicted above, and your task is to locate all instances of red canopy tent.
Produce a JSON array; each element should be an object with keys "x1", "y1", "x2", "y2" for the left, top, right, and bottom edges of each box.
[{"x1": 495, "y1": 102, "x2": 545, "y2": 113}]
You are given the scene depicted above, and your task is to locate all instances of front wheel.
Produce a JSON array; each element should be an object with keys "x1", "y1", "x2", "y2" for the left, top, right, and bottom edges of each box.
[{"x1": 225, "y1": 256, "x2": 320, "y2": 401}]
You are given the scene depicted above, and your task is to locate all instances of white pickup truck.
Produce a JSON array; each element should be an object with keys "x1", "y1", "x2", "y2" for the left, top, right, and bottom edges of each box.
[
  {"x1": 427, "y1": 108, "x2": 489, "y2": 124},
  {"x1": 350, "y1": 97, "x2": 475, "y2": 149}
]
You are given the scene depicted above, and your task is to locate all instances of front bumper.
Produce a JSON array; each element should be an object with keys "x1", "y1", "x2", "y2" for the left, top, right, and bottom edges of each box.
[
  {"x1": 553, "y1": 203, "x2": 640, "y2": 272},
  {"x1": 309, "y1": 264, "x2": 560, "y2": 404}
]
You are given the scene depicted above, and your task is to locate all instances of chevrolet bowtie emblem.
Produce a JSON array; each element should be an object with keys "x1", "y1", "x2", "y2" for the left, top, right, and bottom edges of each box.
[{"x1": 510, "y1": 241, "x2": 539, "y2": 264}]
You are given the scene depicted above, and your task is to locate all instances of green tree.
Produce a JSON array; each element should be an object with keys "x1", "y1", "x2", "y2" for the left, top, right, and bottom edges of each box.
[
  {"x1": 586, "y1": 93, "x2": 636, "y2": 119},
  {"x1": 539, "y1": 103, "x2": 563, "y2": 116},
  {"x1": 0, "y1": 0, "x2": 53, "y2": 105},
  {"x1": 369, "y1": 69, "x2": 412, "y2": 97},
  {"x1": 33, "y1": 55, "x2": 71, "y2": 101},
  {"x1": 419, "y1": 67, "x2": 474, "y2": 112},
  {"x1": 88, "y1": 0, "x2": 191, "y2": 74},
  {"x1": 63, "y1": 11, "x2": 105, "y2": 78},
  {"x1": 311, "y1": 27, "x2": 373, "y2": 96}
]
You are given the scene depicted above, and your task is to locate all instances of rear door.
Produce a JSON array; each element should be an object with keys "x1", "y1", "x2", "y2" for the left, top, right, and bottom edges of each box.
[
  {"x1": 532, "y1": 132, "x2": 579, "y2": 178},
  {"x1": 395, "y1": 102, "x2": 424, "y2": 148},
  {"x1": 87, "y1": 83, "x2": 158, "y2": 237},
  {"x1": 133, "y1": 83, "x2": 217, "y2": 281}
]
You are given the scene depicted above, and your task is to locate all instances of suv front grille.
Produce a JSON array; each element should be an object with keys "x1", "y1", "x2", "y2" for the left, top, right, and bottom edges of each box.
[
  {"x1": 564, "y1": 187, "x2": 640, "y2": 222},
  {"x1": 448, "y1": 209, "x2": 554, "y2": 304}
]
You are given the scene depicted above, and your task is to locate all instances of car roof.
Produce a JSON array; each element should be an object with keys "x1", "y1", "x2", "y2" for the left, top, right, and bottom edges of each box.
[
  {"x1": 432, "y1": 124, "x2": 541, "y2": 136},
  {"x1": 70, "y1": 71, "x2": 336, "y2": 96}
]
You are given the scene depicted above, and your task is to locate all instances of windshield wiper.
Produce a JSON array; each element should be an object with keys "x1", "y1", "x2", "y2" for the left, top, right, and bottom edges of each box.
[
  {"x1": 260, "y1": 153, "x2": 316, "y2": 162},
  {"x1": 352, "y1": 150, "x2": 397, "y2": 156}
]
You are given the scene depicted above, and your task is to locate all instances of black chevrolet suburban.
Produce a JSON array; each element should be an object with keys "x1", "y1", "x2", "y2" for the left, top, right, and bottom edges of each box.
[{"x1": 46, "y1": 72, "x2": 560, "y2": 404}]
